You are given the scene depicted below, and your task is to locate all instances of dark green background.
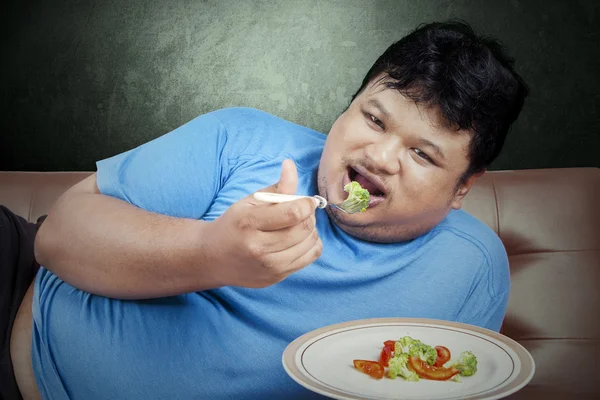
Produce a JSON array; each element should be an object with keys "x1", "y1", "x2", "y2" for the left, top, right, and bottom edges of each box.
[{"x1": 1, "y1": 0, "x2": 598, "y2": 171}]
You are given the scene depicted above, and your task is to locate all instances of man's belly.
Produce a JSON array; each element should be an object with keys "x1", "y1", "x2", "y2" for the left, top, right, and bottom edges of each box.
[
  {"x1": 28, "y1": 268, "x2": 321, "y2": 399},
  {"x1": 10, "y1": 282, "x2": 41, "y2": 400}
]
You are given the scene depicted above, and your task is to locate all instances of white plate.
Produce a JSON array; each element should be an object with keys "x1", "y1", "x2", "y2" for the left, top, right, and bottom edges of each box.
[{"x1": 282, "y1": 318, "x2": 535, "y2": 400}]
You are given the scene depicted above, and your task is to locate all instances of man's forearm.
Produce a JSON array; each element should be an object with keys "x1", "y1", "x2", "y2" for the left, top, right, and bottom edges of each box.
[{"x1": 35, "y1": 191, "x2": 218, "y2": 299}]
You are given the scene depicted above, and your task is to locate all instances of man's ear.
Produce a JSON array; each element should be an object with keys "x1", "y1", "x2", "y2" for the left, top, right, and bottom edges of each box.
[{"x1": 450, "y1": 170, "x2": 486, "y2": 210}]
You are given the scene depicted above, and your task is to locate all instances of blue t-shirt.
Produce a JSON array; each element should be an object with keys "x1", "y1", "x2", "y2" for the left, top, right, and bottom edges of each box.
[{"x1": 31, "y1": 108, "x2": 510, "y2": 399}]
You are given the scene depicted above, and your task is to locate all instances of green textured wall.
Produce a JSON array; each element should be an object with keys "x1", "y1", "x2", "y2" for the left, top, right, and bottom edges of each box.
[{"x1": 1, "y1": 0, "x2": 598, "y2": 171}]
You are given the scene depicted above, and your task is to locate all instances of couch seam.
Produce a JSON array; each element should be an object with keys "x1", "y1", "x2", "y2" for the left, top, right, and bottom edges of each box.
[
  {"x1": 514, "y1": 337, "x2": 600, "y2": 341},
  {"x1": 490, "y1": 176, "x2": 500, "y2": 237},
  {"x1": 28, "y1": 188, "x2": 34, "y2": 222},
  {"x1": 508, "y1": 248, "x2": 600, "y2": 257}
]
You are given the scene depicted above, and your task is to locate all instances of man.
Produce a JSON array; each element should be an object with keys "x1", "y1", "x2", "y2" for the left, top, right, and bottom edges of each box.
[{"x1": 5, "y1": 21, "x2": 527, "y2": 399}]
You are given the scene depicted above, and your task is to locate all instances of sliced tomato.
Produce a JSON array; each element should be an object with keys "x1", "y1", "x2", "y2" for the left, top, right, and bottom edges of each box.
[
  {"x1": 353, "y1": 360, "x2": 384, "y2": 380},
  {"x1": 408, "y1": 356, "x2": 460, "y2": 381},
  {"x1": 378, "y1": 342, "x2": 395, "y2": 367},
  {"x1": 434, "y1": 346, "x2": 451, "y2": 367}
]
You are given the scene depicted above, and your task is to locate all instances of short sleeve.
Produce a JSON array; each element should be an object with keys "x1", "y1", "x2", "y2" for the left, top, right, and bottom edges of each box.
[
  {"x1": 96, "y1": 112, "x2": 230, "y2": 219},
  {"x1": 431, "y1": 219, "x2": 511, "y2": 332},
  {"x1": 453, "y1": 252, "x2": 510, "y2": 332},
  {"x1": 455, "y1": 289, "x2": 510, "y2": 332}
]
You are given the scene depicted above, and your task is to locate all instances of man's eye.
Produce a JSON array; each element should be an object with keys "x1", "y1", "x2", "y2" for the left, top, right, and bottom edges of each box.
[
  {"x1": 413, "y1": 148, "x2": 433, "y2": 163},
  {"x1": 367, "y1": 114, "x2": 384, "y2": 129}
]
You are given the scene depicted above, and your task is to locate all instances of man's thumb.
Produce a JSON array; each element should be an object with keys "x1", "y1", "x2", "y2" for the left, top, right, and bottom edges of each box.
[{"x1": 262, "y1": 159, "x2": 298, "y2": 195}]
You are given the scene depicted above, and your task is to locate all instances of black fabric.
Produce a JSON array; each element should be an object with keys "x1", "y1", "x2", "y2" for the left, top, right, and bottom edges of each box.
[{"x1": 0, "y1": 206, "x2": 46, "y2": 400}]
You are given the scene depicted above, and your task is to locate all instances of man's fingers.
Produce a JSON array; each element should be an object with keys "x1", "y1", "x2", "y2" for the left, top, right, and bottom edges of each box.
[
  {"x1": 276, "y1": 159, "x2": 298, "y2": 195},
  {"x1": 280, "y1": 234, "x2": 323, "y2": 274},
  {"x1": 262, "y1": 227, "x2": 321, "y2": 275},
  {"x1": 250, "y1": 198, "x2": 317, "y2": 231},
  {"x1": 256, "y1": 159, "x2": 298, "y2": 195},
  {"x1": 259, "y1": 215, "x2": 317, "y2": 252}
]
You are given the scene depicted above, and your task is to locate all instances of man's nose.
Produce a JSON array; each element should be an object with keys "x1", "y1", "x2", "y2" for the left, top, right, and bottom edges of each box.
[{"x1": 364, "y1": 138, "x2": 400, "y2": 175}]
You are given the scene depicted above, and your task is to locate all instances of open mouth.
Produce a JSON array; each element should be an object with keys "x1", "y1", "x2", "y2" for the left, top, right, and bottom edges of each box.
[{"x1": 346, "y1": 166, "x2": 386, "y2": 207}]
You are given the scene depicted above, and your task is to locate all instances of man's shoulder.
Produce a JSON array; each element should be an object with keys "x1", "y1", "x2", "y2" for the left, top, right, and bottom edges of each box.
[
  {"x1": 204, "y1": 108, "x2": 326, "y2": 163},
  {"x1": 427, "y1": 209, "x2": 509, "y2": 297},
  {"x1": 208, "y1": 106, "x2": 283, "y2": 125},
  {"x1": 432, "y1": 209, "x2": 505, "y2": 258},
  {"x1": 209, "y1": 107, "x2": 326, "y2": 141}
]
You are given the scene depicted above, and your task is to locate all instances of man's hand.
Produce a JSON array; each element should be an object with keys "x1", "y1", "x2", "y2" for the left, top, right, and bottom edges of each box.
[{"x1": 207, "y1": 159, "x2": 322, "y2": 288}]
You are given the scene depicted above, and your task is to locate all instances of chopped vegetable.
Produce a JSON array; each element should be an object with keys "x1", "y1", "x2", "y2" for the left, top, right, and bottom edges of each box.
[
  {"x1": 379, "y1": 340, "x2": 396, "y2": 367},
  {"x1": 394, "y1": 336, "x2": 437, "y2": 366},
  {"x1": 407, "y1": 341, "x2": 437, "y2": 366},
  {"x1": 408, "y1": 356, "x2": 461, "y2": 381},
  {"x1": 448, "y1": 350, "x2": 478, "y2": 376},
  {"x1": 341, "y1": 181, "x2": 370, "y2": 212},
  {"x1": 353, "y1": 360, "x2": 384, "y2": 379},
  {"x1": 395, "y1": 336, "x2": 419, "y2": 354},
  {"x1": 387, "y1": 353, "x2": 419, "y2": 381},
  {"x1": 434, "y1": 346, "x2": 451, "y2": 367}
]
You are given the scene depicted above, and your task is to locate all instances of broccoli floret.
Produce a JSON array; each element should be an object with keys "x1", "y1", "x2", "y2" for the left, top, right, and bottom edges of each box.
[
  {"x1": 393, "y1": 336, "x2": 436, "y2": 366},
  {"x1": 341, "y1": 181, "x2": 370, "y2": 212},
  {"x1": 449, "y1": 351, "x2": 478, "y2": 376},
  {"x1": 394, "y1": 336, "x2": 418, "y2": 354},
  {"x1": 386, "y1": 353, "x2": 419, "y2": 381},
  {"x1": 407, "y1": 342, "x2": 437, "y2": 366}
]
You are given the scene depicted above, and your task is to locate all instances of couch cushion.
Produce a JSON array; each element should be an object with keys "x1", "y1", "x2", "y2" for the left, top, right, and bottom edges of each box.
[
  {"x1": 471, "y1": 168, "x2": 600, "y2": 398},
  {"x1": 490, "y1": 168, "x2": 599, "y2": 255},
  {"x1": 502, "y1": 251, "x2": 600, "y2": 340},
  {"x1": 505, "y1": 339, "x2": 600, "y2": 399},
  {"x1": 0, "y1": 172, "x2": 92, "y2": 222}
]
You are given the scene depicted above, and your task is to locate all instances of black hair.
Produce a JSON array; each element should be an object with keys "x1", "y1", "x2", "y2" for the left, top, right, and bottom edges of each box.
[{"x1": 352, "y1": 20, "x2": 529, "y2": 185}]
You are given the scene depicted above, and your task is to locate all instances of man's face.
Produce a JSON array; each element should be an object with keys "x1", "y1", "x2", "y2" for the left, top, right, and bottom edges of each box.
[{"x1": 317, "y1": 80, "x2": 478, "y2": 243}]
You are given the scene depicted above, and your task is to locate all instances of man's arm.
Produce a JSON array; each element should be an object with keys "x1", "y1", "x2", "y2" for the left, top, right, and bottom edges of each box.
[
  {"x1": 34, "y1": 161, "x2": 321, "y2": 300},
  {"x1": 34, "y1": 173, "x2": 217, "y2": 299}
]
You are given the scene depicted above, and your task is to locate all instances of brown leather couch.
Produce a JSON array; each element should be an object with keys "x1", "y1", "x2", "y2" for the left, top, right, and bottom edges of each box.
[{"x1": 1, "y1": 168, "x2": 599, "y2": 399}]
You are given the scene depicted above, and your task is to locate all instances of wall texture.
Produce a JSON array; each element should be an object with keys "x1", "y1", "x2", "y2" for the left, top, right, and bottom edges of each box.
[{"x1": 1, "y1": 0, "x2": 598, "y2": 171}]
